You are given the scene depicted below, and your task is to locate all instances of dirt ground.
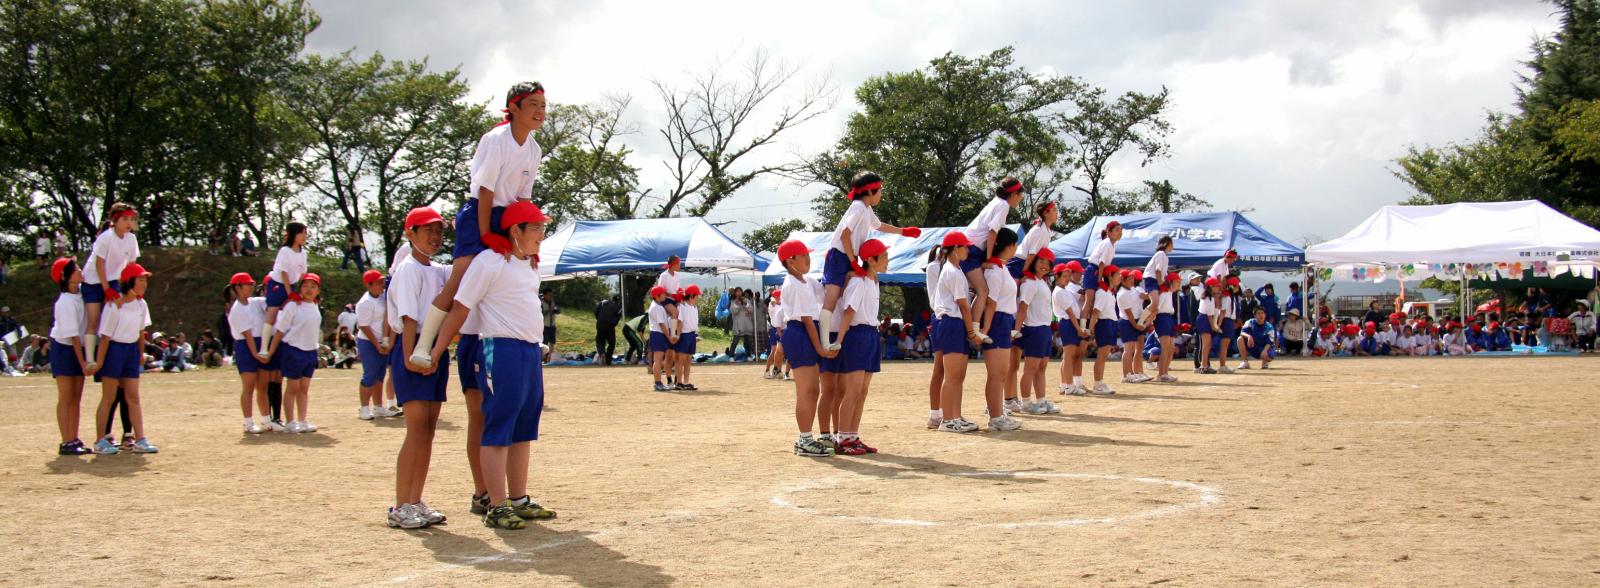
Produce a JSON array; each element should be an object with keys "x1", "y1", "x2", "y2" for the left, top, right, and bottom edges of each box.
[{"x1": 2, "y1": 355, "x2": 1598, "y2": 587}]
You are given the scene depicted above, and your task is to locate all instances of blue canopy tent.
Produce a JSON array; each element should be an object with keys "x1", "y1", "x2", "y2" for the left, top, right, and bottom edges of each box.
[
  {"x1": 539, "y1": 217, "x2": 765, "y2": 278},
  {"x1": 761, "y1": 225, "x2": 1024, "y2": 287},
  {"x1": 1047, "y1": 212, "x2": 1303, "y2": 271}
]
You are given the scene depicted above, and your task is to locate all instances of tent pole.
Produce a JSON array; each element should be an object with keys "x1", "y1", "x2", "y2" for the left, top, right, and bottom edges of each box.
[{"x1": 619, "y1": 273, "x2": 627, "y2": 325}]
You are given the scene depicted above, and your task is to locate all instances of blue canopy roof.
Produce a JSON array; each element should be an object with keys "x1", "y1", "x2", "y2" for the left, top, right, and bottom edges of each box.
[
  {"x1": 1047, "y1": 212, "x2": 1303, "y2": 271},
  {"x1": 538, "y1": 217, "x2": 764, "y2": 277},
  {"x1": 762, "y1": 225, "x2": 1023, "y2": 287}
]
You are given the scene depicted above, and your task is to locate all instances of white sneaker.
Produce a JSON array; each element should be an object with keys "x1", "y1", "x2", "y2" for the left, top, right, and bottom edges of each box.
[
  {"x1": 1024, "y1": 401, "x2": 1048, "y2": 415},
  {"x1": 285, "y1": 421, "x2": 303, "y2": 434},
  {"x1": 387, "y1": 504, "x2": 428, "y2": 529},
  {"x1": 1219, "y1": 365, "x2": 1236, "y2": 374},
  {"x1": 1040, "y1": 399, "x2": 1062, "y2": 414},
  {"x1": 1070, "y1": 384, "x2": 1088, "y2": 396},
  {"x1": 938, "y1": 418, "x2": 980, "y2": 433},
  {"x1": 416, "y1": 501, "x2": 446, "y2": 525},
  {"x1": 1057, "y1": 383, "x2": 1072, "y2": 395},
  {"x1": 378, "y1": 405, "x2": 403, "y2": 418},
  {"x1": 763, "y1": 370, "x2": 777, "y2": 380},
  {"x1": 782, "y1": 373, "x2": 793, "y2": 381},
  {"x1": 1004, "y1": 398, "x2": 1024, "y2": 413},
  {"x1": 301, "y1": 421, "x2": 318, "y2": 433},
  {"x1": 359, "y1": 406, "x2": 374, "y2": 421},
  {"x1": 926, "y1": 414, "x2": 942, "y2": 429},
  {"x1": 267, "y1": 419, "x2": 287, "y2": 433},
  {"x1": 244, "y1": 420, "x2": 263, "y2": 434},
  {"x1": 1123, "y1": 374, "x2": 1142, "y2": 384},
  {"x1": 1135, "y1": 373, "x2": 1154, "y2": 383},
  {"x1": 988, "y1": 415, "x2": 1022, "y2": 431},
  {"x1": 1092, "y1": 383, "x2": 1116, "y2": 395},
  {"x1": 1236, "y1": 361, "x2": 1251, "y2": 370},
  {"x1": 1157, "y1": 374, "x2": 1179, "y2": 383}
]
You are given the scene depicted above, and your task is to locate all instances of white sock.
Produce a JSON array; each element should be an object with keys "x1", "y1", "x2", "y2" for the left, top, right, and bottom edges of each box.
[
  {"x1": 1072, "y1": 376, "x2": 1082, "y2": 386},
  {"x1": 411, "y1": 305, "x2": 448, "y2": 361},
  {"x1": 243, "y1": 417, "x2": 254, "y2": 426},
  {"x1": 820, "y1": 310, "x2": 835, "y2": 346},
  {"x1": 84, "y1": 334, "x2": 98, "y2": 363},
  {"x1": 930, "y1": 408, "x2": 943, "y2": 420},
  {"x1": 260, "y1": 323, "x2": 276, "y2": 349}
]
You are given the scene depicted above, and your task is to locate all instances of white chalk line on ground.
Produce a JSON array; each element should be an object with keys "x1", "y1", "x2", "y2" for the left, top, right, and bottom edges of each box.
[{"x1": 770, "y1": 471, "x2": 1223, "y2": 529}]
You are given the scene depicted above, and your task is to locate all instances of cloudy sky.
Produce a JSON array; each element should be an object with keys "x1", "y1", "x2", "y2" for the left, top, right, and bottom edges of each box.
[{"x1": 305, "y1": 0, "x2": 1559, "y2": 247}]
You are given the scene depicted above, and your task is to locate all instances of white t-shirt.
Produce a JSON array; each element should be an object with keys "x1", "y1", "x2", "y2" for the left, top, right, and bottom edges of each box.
[
  {"x1": 924, "y1": 257, "x2": 941, "y2": 308},
  {"x1": 680, "y1": 304, "x2": 699, "y2": 334},
  {"x1": 1018, "y1": 279, "x2": 1052, "y2": 327},
  {"x1": 656, "y1": 270, "x2": 680, "y2": 295},
  {"x1": 1207, "y1": 259, "x2": 1231, "y2": 281},
  {"x1": 840, "y1": 277, "x2": 880, "y2": 327},
  {"x1": 278, "y1": 300, "x2": 322, "y2": 352},
  {"x1": 1218, "y1": 294, "x2": 1236, "y2": 320},
  {"x1": 1053, "y1": 283, "x2": 1083, "y2": 323},
  {"x1": 228, "y1": 297, "x2": 268, "y2": 340},
  {"x1": 983, "y1": 265, "x2": 1018, "y2": 315},
  {"x1": 1199, "y1": 297, "x2": 1219, "y2": 318},
  {"x1": 767, "y1": 300, "x2": 784, "y2": 328},
  {"x1": 1157, "y1": 289, "x2": 1176, "y2": 314},
  {"x1": 273, "y1": 246, "x2": 308, "y2": 284},
  {"x1": 469, "y1": 123, "x2": 543, "y2": 207},
  {"x1": 354, "y1": 292, "x2": 386, "y2": 341},
  {"x1": 50, "y1": 292, "x2": 86, "y2": 345},
  {"x1": 387, "y1": 253, "x2": 449, "y2": 333},
  {"x1": 781, "y1": 274, "x2": 822, "y2": 322},
  {"x1": 830, "y1": 200, "x2": 881, "y2": 254},
  {"x1": 1092, "y1": 288, "x2": 1119, "y2": 323},
  {"x1": 36, "y1": 236, "x2": 49, "y2": 255},
  {"x1": 1087, "y1": 237, "x2": 1115, "y2": 266},
  {"x1": 337, "y1": 310, "x2": 358, "y2": 335},
  {"x1": 85, "y1": 230, "x2": 140, "y2": 286},
  {"x1": 1393, "y1": 334, "x2": 1412, "y2": 349},
  {"x1": 99, "y1": 299, "x2": 151, "y2": 344},
  {"x1": 961, "y1": 199, "x2": 1010, "y2": 250},
  {"x1": 933, "y1": 261, "x2": 968, "y2": 319},
  {"x1": 1144, "y1": 250, "x2": 1168, "y2": 282},
  {"x1": 647, "y1": 302, "x2": 670, "y2": 334},
  {"x1": 1016, "y1": 225, "x2": 1051, "y2": 261},
  {"x1": 1116, "y1": 287, "x2": 1143, "y2": 322},
  {"x1": 453, "y1": 252, "x2": 543, "y2": 343}
]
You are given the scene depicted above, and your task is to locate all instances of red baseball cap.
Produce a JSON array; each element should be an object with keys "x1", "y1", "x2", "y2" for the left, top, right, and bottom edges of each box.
[
  {"x1": 858, "y1": 238, "x2": 889, "y2": 259},
  {"x1": 771, "y1": 290, "x2": 781, "y2": 299},
  {"x1": 362, "y1": 270, "x2": 384, "y2": 285},
  {"x1": 940, "y1": 232, "x2": 972, "y2": 248},
  {"x1": 50, "y1": 258, "x2": 74, "y2": 283},
  {"x1": 229, "y1": 272, "x2": 255, "y2": 286},
  {"x1": 685, "y1": 284, "x2": 702, "y2": 296},
  {"x1": 405, "y1": 207, "x2": 444, "y2": 229},
  {"x1": 119, "y1": 263, "x2": 152, "y2": 284},
  {"x1": 501, "y1": 201, "x2": 550, "y2": 229},
  {"x1": 1035, "y1": 248, "x2": 1055, "y2": 261},
  {"x1": 777, "y1": 239, "x2": 812, "y2": 262},
  {"x1": 1166, "y1": 271, "x2": 1181, "y2": 283},
  {"x1": 1204, "y1": 277, "x2": 1221, "y2": 287},
  {"x1": 1226, "y1": 276, "x2": 1240, "y2": 287},
  {"x1": 1063, "y1": 260, "x2": 1084, "y2": 273},
  {"x1": 301, "y1": 272, "x2": 322, "y2": 286},
  {"x1": 649, "y1": 286, "x2": 667, "y2": 298},
  {"x1": 1101, "y1": 264, "x2": 1120, "y2": 276}
]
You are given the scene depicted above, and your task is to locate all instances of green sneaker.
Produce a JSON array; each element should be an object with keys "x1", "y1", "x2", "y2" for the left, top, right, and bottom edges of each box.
[
  {"x1": 510, "y1": 496, "x2": 556, "y2": 520},
  {"x1": 470, "y1": 492, "x2": 490, "y2": 515},
  {"x1": 483, "y1": 501, "x2": 526, "y2": 530}
]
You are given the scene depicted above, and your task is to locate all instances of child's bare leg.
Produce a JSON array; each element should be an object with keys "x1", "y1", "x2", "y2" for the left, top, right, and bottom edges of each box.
[
  {"x1": 793, "y1": 366, "x2": 820, "y2": 432},
  {"x1": 464, "y1": 390, "x2": 487, "y2": 496},
  {"x1": 125, "y1": 380, "x2": 145, "y2": 440}
]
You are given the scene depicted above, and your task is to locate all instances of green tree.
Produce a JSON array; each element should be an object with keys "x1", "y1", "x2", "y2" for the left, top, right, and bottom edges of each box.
[
  {"x1": 534, "y1": 95, "x2": 646, "y2": 224},
  {"x1": 1059, "y1": 86, "x2": 1174, "y2": 214},
  {"x1": 741, "y1": 218, "x2": 809, "y2": 253},
  {"x1": 1140, "y1": 179, "x2": 1211, "y2": 213}
]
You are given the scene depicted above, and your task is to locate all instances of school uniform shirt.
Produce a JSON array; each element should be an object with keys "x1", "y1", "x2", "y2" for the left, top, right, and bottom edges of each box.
[
  {"x1": 656, "y1": 270, "x2": 680, "y2": 295},
  {"x1": 454, "y1": 252, "x2": 543, "y2": 343},
  {"x1": 1157, "y1": 288, "x2": 1176, "y2": 315},
  {"x1": 1392, "y1": 334, "x2": 1411, "y2": 350},
  {"x1": 647, "y1": 302, "x2": 670, "y2": 334},
  {"x1": 840, "y1": 277, "x2": 881, "y2": 327},
  {"x1": 1087, "y1": 237, "x2": 1115, "y2": 267},
  {"x1": 829, "y1": 200, "x2": 881, "y2": 253},
  {"x1": 1092, "y1": 288, "x2": 1119, "y2": 323},
  {"x1": 983, "y1": 265, "x2": 1018, "y2": 315},
  {"x1": 960, "y1": 198, "x2": 1010, "y2": 251},
  {"x1": 679, "y1": 304, "x2": 699, "y2": 334},
  {"x1": 781, "y1": 274, "x2": 822, "y2": 322},
  {"x1": 272, "y1": 246, "x2": 308, "y2": 284},
  {"x1": 470, "y1": 123, "x2": 542, "y2": 207},
  {"x1": 1053, "y1": 283, "x2": 1083, "y2": 325},
  {"x1": 1116, "y1": 287, "x2": 1143, "y2": 322},
  {"x1": 1207, "y1": 259, "x2": 1230, "y2": 281},
  {"x1": 228, "y1": 297, "x2": 268, "y2": 340},
  {"x1": 1018, "y1": 278, "x2": 1052, "y2": 327},
  {"x1": 1016, "y1": 225, "x2": 1051, "y2": 261},
  {"x1": 354, "y1": 292, "x2": 386, "y2": 342},
  {"x1": 1143, "y1": 250, "x2": 1168, "y2": 282},
  {"x1": 1218, "y1": 294, "x2": 1236, "y2": 320},
  {"x1": 278, "y1": 300, "x2": 323, "y2": 352},
  {"x1": 386, "y1": 254, "x2": 450, "y2": 333},
  {"x1": 99, "y1": 299, "x2": 151, "y2": 344},
  {"x1": 50, "y1": 292, "x2": 87, "y2": 345},
  {"x1": 932, "y1": 261, "x2": 969, "y2": 319},
  {"x1": 84, "y1": 230, "x2": 140, "y2": 286},
  {"x1": 924, "y1": 258, "x2": 941, "y2": 308},
  {"x1": 1241, "y1": 319, "x2": 1275, "y2": 343},
  {"x1": 1198, "y1": 297, "x2": 1220, "y2": 324},
  {"x1": 767, "y1": 300, "x2": 784, "y2": 328}
]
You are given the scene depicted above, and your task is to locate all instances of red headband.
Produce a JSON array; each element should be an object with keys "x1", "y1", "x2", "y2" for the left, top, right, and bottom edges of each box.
[
  {"x1": 846, "y1": 181, "x2": 883, "y2": 200},
  {"x1": 501, "y1": 88, "x2": 545, "y2": 113},
  {"x1": 1004, "y1": 181, "x2": 1024, "y2": 194},
  {"x1": 1032, "y1": 202, "x2": 1055, "y2": 225},
  {"x1": 111, "y1": 209, "x2": 137, "y2": 221}
]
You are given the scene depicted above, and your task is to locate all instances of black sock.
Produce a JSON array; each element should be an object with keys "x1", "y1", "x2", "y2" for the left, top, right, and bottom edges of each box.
[
  {"x1": 118, "y1": 388, "x2": 132, "y2": 435},
  {"x1": 267, "y1": 382, "x2": 283, "y2": 420}
]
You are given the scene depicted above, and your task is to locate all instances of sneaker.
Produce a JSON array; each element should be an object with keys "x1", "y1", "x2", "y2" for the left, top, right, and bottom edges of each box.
[
  {"x1": 793, "y1": 437, "x2": 833, "y2": 457},
  {"x1": 268, "y1": 419, "x2": 287, "y2": 433},
  {"x1": 1091, "y1": 383, "x2": 1116, "y2": 395},
  {"x1": 58, "y1": 440, "x2": 92, "y2": 456},
  {"x1": 938, "y1": 418, "x2": 980, "y2": 433},
  {"x1": 782, "y1": 372, "x2": 793, "y2": 381},
  {"x1": 1123, "y1": 374, "x2": 1142, "y2": 384},
  {"x1": 1193, "y1": 366, "x2": 1208, "y2": 374},
  {"x1": 763, "y1": 370, "x2": 777, "y2": 380},
  {"x1": 131, "y1": 438, "x2": 158, "y2": 454},
  {"x1": 836, "y1": 438, "x2": 867, "y2": 456},
  {"x1": 245, "y1": 420, "x2": 263, "y2": 434},
  {"x1": 1004, "y1": 398, "x2": 1024, "y2": 413},
  {"x1": 93, "y1": 437, "x2": 120, "y2": 455},
  {"x1": 988, "y1": 415, "x2": 1022, "y2": 431},
  {"x1": 483, "y1": 502, "x2": 526, "y2": 530},
  {"x1": 1157, "y1": 374, "x2": 1179, "y2": 383},
  {"x1": 856, "y1": 437, "x2": 878, "y2": 454},
  {"x1": 379, "y1": 405, "x2": 404, "y2": 418},
  {"x1": 1136, "y1": 373, "x2": 1154, "y2": 383},
  {"x1": 817, "y1": 434, "x2": 837, "y2": 450},
  {"x1": 510, "y1": 496, "x2": 557, "y2": 521},
  {"x1": 926, "y1": 414, "x2": 942, "y2": 429},
  {"x1": 359, "y1": 406, "x2": 374, "y2": 421},
  {"x1": 120, "y1": 435, "x2": 135, "y2": 449},
  {"x1": 387, "y1": 504, "x2": 428, "y2": 529},
  {"x1": 1219, "y1": 365, "x2": 1236, "y2": 374},
  {"x1": 416, "y1": 502, "x2": 446, "y2": 525},
  {"x1": 1236, "y1": 362, "x2": 1251, "y2": 370},
  {"x1": 1071, "y1": 385, "x2": 1088, "y2": 396},
  {"x1": 301, "y1": 421, "x2": 318, "y2": 433},
  {"x1": 1024, "y1": 401, "x2": 1048, "y2": 415},
  {"x1": 1057, "y1": 383, "x2": 1072, "y2": 395},
  {"x1": 682, "y1": 383, "x2": 698, "y2": 391},
  {"x1": 652, "y1": 381, "x2": 669, "y2": 392},
  {"x1": 286, "y1": 421, "x2": 303, "y2": 434},
  {"x1": 1039, "y1": 399, "x2": 1062, "y2": 414},
  {"x1": 470, "y1": 493, "x2": 490, "y2": 516}
]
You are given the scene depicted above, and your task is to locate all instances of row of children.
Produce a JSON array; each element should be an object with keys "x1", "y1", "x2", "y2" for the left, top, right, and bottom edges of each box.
[{"x1": 642, "y1": 259, "x2": 705, "y2": 391}]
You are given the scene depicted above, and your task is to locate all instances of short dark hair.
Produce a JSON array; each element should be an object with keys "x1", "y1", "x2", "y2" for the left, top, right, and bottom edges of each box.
[
  {"x1": 994, "y1": 176, "x2": 1023, "y2": 199},
  {"x1": 848, "y1": 171, "x2": 882, "y2": 199},
  {"x1": 284, "y1": 222, "x2": 307, "y2": 247},
  {"x1": 993, "y1": 227, "x2": 1019, "y2": 254},
  {"x1": 56, "y1": 258, "x2": 78, "y2": 293}
]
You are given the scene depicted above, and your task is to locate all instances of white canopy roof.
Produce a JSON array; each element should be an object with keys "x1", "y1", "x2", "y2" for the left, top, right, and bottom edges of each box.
[{"x1": 1306, "y1": 200, "x2": 1600, "y2": 265}]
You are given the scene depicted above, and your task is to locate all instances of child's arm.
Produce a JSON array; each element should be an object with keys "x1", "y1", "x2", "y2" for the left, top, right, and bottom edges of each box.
[
  {"x1": 93, "y1": 254, "x2": 114, "y2": 300},
  {"x1": 70, "y1": 336, "x2": 88, "y2": 370},
  {"x1": 478, "y1": 186, "x2": 496, "y2": 237},
  {"x1": 241, "y1": 328, "x2": 260, "y2": 359},
  {"x1": 1014, "y1": 299, "x2": 1029, "y2": 336},
  {"x1": 956, "y1": 298, "x2": 983, "y2": 345},
  {"x1": 800, "y1": 315, "x2": 834, "y2": 358}
]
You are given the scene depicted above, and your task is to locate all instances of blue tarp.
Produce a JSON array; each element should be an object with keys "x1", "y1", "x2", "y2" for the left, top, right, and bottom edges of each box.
[
  {"x1": 1047, "y1": 212, "x2": 1304, "y2": 271},
  {"x1": 539, "y1": 217, "x2": 764, "y2": 277},
  {"x1": 762, "y1": 225, "x2": 1024, "y2": 287}
]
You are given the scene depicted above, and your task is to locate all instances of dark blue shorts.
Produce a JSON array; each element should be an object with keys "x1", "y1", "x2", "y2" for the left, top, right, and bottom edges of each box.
[
  {"x1": 674, "y1": 332, "x2": 697, "y2": 354},
  {"x1": 50, "y1": 340, "x2": 82, "y2": 377},
  {"x1": 821, "y1": 248, "x2": 852, "y2": 288},
  {"x1": 234, "y1": 338, "x2": 263, "y2": 373},
  {"x1": 1081, "y1": 264, "x2": 1100, "y2": 290},
  {"x1": 390, "y1": 341, "x2": 449, "y2": 404},
  {"x1": 1093, "y1": 319, "x2": 1118, "y2": 348},
  {"x1": 452, "y1": 200, "x2": 509, "y2": 259},
  {"x1": 782, "y1": 319, "x2": 820, "y2": 369},
  {"x1": 1196, "y1": 317, "x2": 1216, "y2": 336},
  {"x1": 819, "y1": 330, "x2": 843, "y2": 373},
  {"x1": 80, "y1": 280, "x2": 120, "y2": 305},
  {"x1": 649, "y1": 331, "x2": 672, "y2": 353},
  {"x1": 768, "y1": 326, "x2": 780, "y2": 347},
  {"x1": 279, "y1": 346, "x2": 318, "y2": 379},
  {"x1": 1006, "y1": 257, "x2": 1025, "y2": 280},
  {"x1": 1119, "y1": 319, "x2": 1142, "y2": 343},
  {"x1": 1020, "y1": 325, "x2": 1052, "y2": 358},
  {"x1": 456, "y1": 334, "x2": 481, "y2": 391},
  {"x1": 1245, "y1": 341, "x2": 1275, "y2": 358},
  {"x1": 101, "y1": 341, "x2": 142, "y2": 380},
  {"x1": 981, "y1": 312, "x2": 1015, "y2": 351},
  {"x1": 959, "y1": 245, "x2": 985, "y2": 273},
  {"x1": 1221, "y1": 318, "x2": 1237, "y2": 339},
  {"x1": 838, "y1": 325, "x2": 881, "y2": 373},
  {"x1": 1142, "y1": 277, "x2": 1159, "y2": 292},
  {"x1": 265, "y1": 279, "x2": 290, "y2": 309},
  {"x1": 358, "y1": 338, "x2": 387, "y2": 387},
  {"x1": 1154, "y1": 313, "x2": 1176, "y2": 337},
  {"x1": 932, "y1": 316, "x2": 968, "y2": 355},
  {"x1": 261, "y1": 340, "x2": 281, "y2": 371},
  {"x1": 478, "y1": 337, "x2": 544, "y2": 446},
  {"x1": 1060, "y1": 321, "x2": 1082, "y2": 346}
]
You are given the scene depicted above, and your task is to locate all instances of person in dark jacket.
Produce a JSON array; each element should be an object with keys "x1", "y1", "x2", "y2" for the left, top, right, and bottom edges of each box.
[{"x1": 594, "y1": 295, "x2": 622, "y2": 365}]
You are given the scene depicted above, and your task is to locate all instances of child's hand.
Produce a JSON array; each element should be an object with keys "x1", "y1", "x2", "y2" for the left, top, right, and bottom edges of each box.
[
  {"x1": 405, "y1": 356, "x2": 436, "y2": 375},
  {"x1": 819, "y1": 346, "x2": 838, "y2": 359}
]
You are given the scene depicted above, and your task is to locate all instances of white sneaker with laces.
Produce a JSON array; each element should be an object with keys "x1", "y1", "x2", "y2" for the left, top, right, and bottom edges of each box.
[
  {"x1": 926, "y1": 415, "x2": 942, "y2": 429},
  {"x1": 359, "y1": 406, "x2": 374, "y2": 421},
  {"x1": 1092, "y1": 383, "x2": 1116, "y2": 395},
  {"x1": 1024, "y1": 401, "x2": 1048, "y2": 415},
  {"x1": 1123, "y1": 374, "x2": 1142, "y2": 384},
  {"x1": 1237, "y1": 361, "x2": 1251, "y2": 370},
  {"x1": 285, "y1": 421, "x2": 303, "y2": 434},
  {"x1": 1004, "y1": 398, "x2": 1024, "y2": 413},
  {"x1": 301, "y1": 421, "x2": 318, "y2": 433},
  {"x1": 1136, "y1": 373, "x2": 1154, "y2": 383},
  {"x1": 1220, "y1": 365, "x2": 1236, "y2": 374},
  {"x1": 387, "y1": 504, "x2": 428, "y2": 529},
  {"x1": 379, "y1": 405, "x2": 403, "y2": 418},
  {"x1": 416, "y1": 501, "x2": 446, "y2": 525},
  {"x1": 988, "y1": 415, "x2": 1022, "y2": 431},
  {"x1": 1040, "y1": 400, "x2": 1062, "y2": 414},
  {"x1": 938, "y1": 418, "x2": 980, "y2": 433},
  {"x1": 1058, "y1": 383, "x2": 1072, "y2": 395},
  {"x1": 1157, "y1": 374, "x2": 1179, "y2": 383},
  {"x1": 244, "y1": 420, "x2": 263, "y2": 434},
  {"x1": 267, "y1": 419, "x2": 287, "y2": 433}
]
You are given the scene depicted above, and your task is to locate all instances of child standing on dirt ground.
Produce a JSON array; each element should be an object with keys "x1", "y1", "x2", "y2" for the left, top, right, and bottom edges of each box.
[
  {"x1": 834, "y1": 238, "x2": 889, "y2": 454},
  {"x1": 427, "y1": 201, "x2": 557, "y2": 530},
  {"x1": 92, "y1": 263, "x2": 157, "y2": 455},
  {"x1": 1016, "y1": 252, "x2": 1059, "y2": 415},
  {"x1": 933, "y1": 232, "x2": 984, "y2": 433},
  {"x1": 227, "y1": 273, "x2": 272, "y2": 434},
  {"x1": 675, "y1": 286, "x2": 702, "y2": 390},
  {"x1": 1088, "y1": 265, "x2": 1122, "y2": 396},
  {"x1": 1053, "y1": 261, "x2": 1088, "y2": 395},
  {"x1": 978, "y1": 228, "x2": 1022, "y2": 432},
  {"x1": 81, "y1": 203, "x2": 139, "y2": 373},
  {"x1": 50, "y1": 258, "x2": 93, "y2": 455},
  {"x1": 267, "y1": 273, "x2": 324, "y2": 433},
  {"x1": 763, "y1": 291, "x2": 786, "y2": 380},
  {"x1": 778, "y1": 239, "x2": 837, "y2": 456},
  {"x1": 258, "y1": 222, "x2": 308, "y2": 361},
  {"x1": 647, "y1": 287, "x2": 674, "y2": 391},
  {"x1": 387, "y1": 206, "x2": 452, "y2": 530},
  {"x1": 355, "y1": 270, "x2": 392, "y2": 421}
]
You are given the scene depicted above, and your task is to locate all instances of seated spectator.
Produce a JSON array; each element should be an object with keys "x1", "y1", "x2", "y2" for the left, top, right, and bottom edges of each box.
[
  {"x1": 913, "y1": 332, "x2": 931, "y2": 358},
  {"x1": 1281, "y1": 308, "x2": 1308, "y2": 355},
  {"x1": 196, "y1": 330, "x2": 224, "y2": 368},
  {"x1": 329, "y1": 327, "x2": 358, "y2": 369},
  {"x1": 227, "y1": 231, "x2": 243, "y2": 257},
  {"x1": 162, "y1": 337, "x2": 190, "y2": 372},
  {"x1": 240, "y1": 234, "x2": 259, "y2": 256},
  {"x1": 1570, "y1": 301, "x2": 1596, "y2": 352},
  {"x1": 20, "y1": 335, "x2": 49, "y2": 373}
]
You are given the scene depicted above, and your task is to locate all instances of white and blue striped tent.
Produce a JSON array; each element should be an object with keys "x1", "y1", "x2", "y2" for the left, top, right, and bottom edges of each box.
[
  {"x1": 761, "y1": 224, "x2": 1024, "y2": 287},
  {"x1": 538, "y1": 217, "x2": 765, "y2": 278}
]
